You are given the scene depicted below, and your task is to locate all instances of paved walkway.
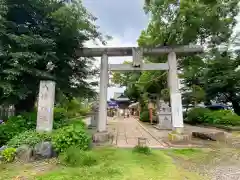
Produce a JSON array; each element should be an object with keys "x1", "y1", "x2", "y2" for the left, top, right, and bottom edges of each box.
[{"x1": 108, "y1": 117, "x2": 168, "y2": 148}]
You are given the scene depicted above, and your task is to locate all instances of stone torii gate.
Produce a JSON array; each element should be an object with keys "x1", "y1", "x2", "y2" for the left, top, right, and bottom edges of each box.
[{"x1": 77, "y1": 45, "x2": 203, "y2": 135}]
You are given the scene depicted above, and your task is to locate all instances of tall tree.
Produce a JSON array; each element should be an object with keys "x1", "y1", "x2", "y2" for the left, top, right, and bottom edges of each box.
[
  {"x1": 204, "y1": 48, "x2": 240, "y2": 115},
  {"x1": 0, "y1": 0, "x2": 104, "y2": 113},
  {"x1": 135, "y1": 0, "x2": 239, "y2": 110}
]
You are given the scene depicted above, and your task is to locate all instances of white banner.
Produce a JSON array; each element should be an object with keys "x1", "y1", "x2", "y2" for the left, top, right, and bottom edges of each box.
[{"x1": 170, "y1": 93, "x2": 184, "y2": 128}]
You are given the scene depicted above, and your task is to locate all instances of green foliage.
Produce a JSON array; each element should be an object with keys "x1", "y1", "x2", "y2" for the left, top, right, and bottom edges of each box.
[
  {"x1": 137, "y1": 71, "x2": 167, "y2": 96},
  {"x1": 69, "y1": 118, "x2": 86, "y2": 128},
  {"x1": 56, "y1": 97, "x2": 91, "y2": 118},
  {"x1": 53, "y1": 108, "x2": 68, "y2": 129},
  {"x1": 78, "y1": 107, "x2": 90, "y2": 116},
  {"x1": 182, "y1": 85, "x2": 205, "y2": 107},
  {"x1": 0, "y1": 109, "x2": 68, "y2": 146},
  {"x1": 136, "y1": 0, "x2": 240, "y2": 115},
  {"x1": 133, "y1": 145, "x2": 151, "y2": 155},
  {"x1": 186, "y1": 108, "x2": 211, "y2": 124},
  {"x1": 0, "y1": 115, "x2": 31, "y2": 146},
  {"x1": 0, "y1": 0, "x2": 104, "y2": 111},
  {"x1": 139, "y1": 110, "x2": 157, "y2": 123},
  {"x1": 183, "y1": 111, "x2": 187, "y2": 119},
  {"x1": 52, "y1": 124, "x2": 90, "y2": 153},
  {"x1": 186, "y1": 108, "x2": 240, "y2": 126},
  {"x1": 111, "y1": 61, "x2": 142, "y2": 102},
  {"x1": 204, "y1": 110, "x2": 240, "y2": 126},
  {"x1": 60, "y1": 98, "x2": 84, "y2": 117},
  {"x1": 170, "y1": 148, "x2": 202, "y2": 156},
  {"x1": 204, "y1": 51, "x2": 240, "y2": 115},
  {"x1": 1, "y1": 148, "x2": 16, "y2": 163},
  {"x1": 160, "y1": 89, "x2": 170, "y2": 102},
  {"x1": 7, "y1": 130, "x2": 52, "y2": 148},
  {"x1": 59, "y1": 146, "x2": 98, "y2": 167},
  {"x1": 111, "y1": 61, "x2": 132, "y2": 87},
  {"x1": 0, "y1": 125, "x2": 16, "y2": 146},
  {"x1": 140, "y1": 110, "x2": 149, "y2": 122},
  {"x1": 8, "y1": 114, "x2": 36, "y2": 129}
]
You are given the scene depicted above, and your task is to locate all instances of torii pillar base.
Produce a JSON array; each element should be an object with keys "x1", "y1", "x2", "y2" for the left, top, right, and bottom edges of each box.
[
  {"x1": 92, "y1": 131, "x2": 112, "y2": 143},
  {"x1": 168, "y1": 132, "x2": 191, "y2": 143}
]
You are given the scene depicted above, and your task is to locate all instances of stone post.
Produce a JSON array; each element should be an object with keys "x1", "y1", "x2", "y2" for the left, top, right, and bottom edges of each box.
[
  {"x1": 89, "y1": 102, "x2": 98, "y2": 128},
  {"x1": 168, "y1": 52, "x2": 184, "y2": 134},
  {"x1": 36, "y1": 80, "x2": 56, "y2": 132},
  {"x1": 98, "y1": 53, "x2": 108, "y2": 132}
]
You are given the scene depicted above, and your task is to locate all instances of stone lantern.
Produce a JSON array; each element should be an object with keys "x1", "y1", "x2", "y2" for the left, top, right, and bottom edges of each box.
[{"x1": 89, "y1": 102, "x2": 99, "y2": 128}]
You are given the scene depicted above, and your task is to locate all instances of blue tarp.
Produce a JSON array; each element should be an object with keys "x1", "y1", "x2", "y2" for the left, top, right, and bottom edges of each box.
[{"x1": 107, "y1": 101, "x2": 118, "y2": 108}]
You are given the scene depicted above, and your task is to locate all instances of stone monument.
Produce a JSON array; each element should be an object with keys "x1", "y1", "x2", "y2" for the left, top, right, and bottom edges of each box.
[
  {"x1": 89, "y1": 102, "x2": 98, "y2": 128},
  {"x1": 156, "y1": 100, "x2": 172, "y2": 130},
  {"x1": 36, "y1": 80, "x2": 55, "y2": 132}
]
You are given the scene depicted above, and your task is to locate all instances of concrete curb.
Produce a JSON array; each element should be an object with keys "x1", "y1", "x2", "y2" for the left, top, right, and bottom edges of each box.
[
  {"x1": 135, "y1": 119, "x2": 169, "y2": 147},
  {"x1": 136, "y1": 119, "x2": 204, "y2": 149}
]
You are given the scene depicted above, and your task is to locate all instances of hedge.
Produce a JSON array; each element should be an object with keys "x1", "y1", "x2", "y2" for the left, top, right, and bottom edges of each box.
[{"x1": 186, "y1": 108, "x2": 240, "y2": 126}]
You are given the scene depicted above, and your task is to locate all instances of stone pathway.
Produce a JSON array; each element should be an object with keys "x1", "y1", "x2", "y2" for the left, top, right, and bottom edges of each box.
[{"x1": 108, "y1": 117, "x2": 168, "y2": 148}]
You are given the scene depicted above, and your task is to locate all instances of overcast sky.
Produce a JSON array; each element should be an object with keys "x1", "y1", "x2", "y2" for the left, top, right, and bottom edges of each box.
[{"x1": 82, "y1": 0, "x2": 149, "y2": 100}]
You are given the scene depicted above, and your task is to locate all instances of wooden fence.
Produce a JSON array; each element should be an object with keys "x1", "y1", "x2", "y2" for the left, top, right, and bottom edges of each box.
[{"x1": 0, "y1": 106, "x2": 15, "y2": 120}]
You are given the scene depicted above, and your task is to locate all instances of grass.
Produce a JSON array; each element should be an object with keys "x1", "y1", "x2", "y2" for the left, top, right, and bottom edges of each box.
[
  {"x1": 0, "y1": 147, "x2": 205, "y2": 180},
  {"x1": 167, "y1": 148, "x2": 207, "y2": 160}
]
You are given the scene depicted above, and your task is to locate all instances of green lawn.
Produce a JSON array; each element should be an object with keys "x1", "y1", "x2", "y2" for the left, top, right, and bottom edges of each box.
[{"x1": 0, "y1": 147, "x2": 206, "y2": 180}]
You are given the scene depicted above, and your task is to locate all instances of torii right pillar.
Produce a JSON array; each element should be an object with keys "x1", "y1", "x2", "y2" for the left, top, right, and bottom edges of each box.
[{"x1": 168, "y1": 52, "x2": 184, "y2": 134}]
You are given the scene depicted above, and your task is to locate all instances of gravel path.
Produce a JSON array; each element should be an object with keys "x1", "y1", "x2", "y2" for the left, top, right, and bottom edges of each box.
[{"x1": 169, "y1": 148, "x2": 240, "y2": 180}]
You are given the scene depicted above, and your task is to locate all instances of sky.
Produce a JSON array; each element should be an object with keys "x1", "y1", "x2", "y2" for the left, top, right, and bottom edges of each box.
[{"x1": 82, "y1": 0, "x2": 149, "y2": 100}]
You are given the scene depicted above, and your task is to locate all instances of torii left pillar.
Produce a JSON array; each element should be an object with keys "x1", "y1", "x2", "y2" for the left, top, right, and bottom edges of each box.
[{"x1": 98, "y1": 53, "x2": 108, "y2": 132}]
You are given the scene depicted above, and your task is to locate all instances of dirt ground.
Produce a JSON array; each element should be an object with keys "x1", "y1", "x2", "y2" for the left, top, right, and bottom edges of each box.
[{"x1": 167, "y1": 148, "x2": 240, "y2": 180}]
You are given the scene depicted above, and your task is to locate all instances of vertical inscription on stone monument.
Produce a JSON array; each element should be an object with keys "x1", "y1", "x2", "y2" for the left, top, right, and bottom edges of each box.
[{"x1": 36, "y1": 81, "x2": 55, "y2": 132}]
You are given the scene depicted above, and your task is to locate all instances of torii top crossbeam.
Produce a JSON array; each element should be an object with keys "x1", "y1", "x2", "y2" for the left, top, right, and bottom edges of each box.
[{"x1": 76, "y1": 45, "x2": 203, "y2": 57}]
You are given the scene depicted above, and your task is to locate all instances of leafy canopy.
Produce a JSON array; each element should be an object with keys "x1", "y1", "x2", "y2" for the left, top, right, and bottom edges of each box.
[{"x1": 0, "y1": 0, "x2": 104, "y2": 112}]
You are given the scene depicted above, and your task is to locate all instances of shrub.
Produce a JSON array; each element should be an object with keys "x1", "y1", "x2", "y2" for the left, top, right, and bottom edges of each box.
[
  {"x1": 20, "y1": 111, "x2": 37, "y2": 128},
  {"x1": 140, "y1": 110, "x2": 149, "y2": 122},
  {"x1": 186, "y1": 107, "x2": 211, "y2": 124},
  {"x1": 1, "y1": 147, "x2": 16, "y2": 162},
  {"x1": 221, "y1": 113, "x2": 240, "y2": 126},
  {"x1": 53, "y1": 108, "x2": 68, "y2": 129},
  {"x1": 59, "y1": 146, "x2": 98, "y2": 167},
  {"x1": 11, "y1": 109, "x2": 68, "y2": 129},
  {"x1": 133, "y1": 145, "x2": 151, "y2": 155},
  {"x1": 78, "y1": 107, "x2": 90, "y2": 116},
  {"x1": 0, "y1": 108, "x2": 70, "y2": 147},
  {"x1": 139, "y1": 110, "x2": 157, "y2": 123},
  {"x1": 69, "y1": 118, "x2": 86, "y2": 128},
  {"x1": 0, "y1": 115, "x2": 29, "y2": 146},
  {"x1": 203, "y1": 110, "x2": 225, "y2": 124},
  {"x1": 7, "y1": 130, "x2": 52, "y2": 148},
  {"x1": 52, "y1": 124, "x2": 90, "y2": 153},
  {"x1": 0, "y1": 112, "x2": 44, "y2": 146},
  {"x1": 183, "y1": 111, "x2": 187, "y2": 119},
  {"x1": 186, "y1": 108, "x2": 240, "y2": 126},
  {"x1": 205, "y1": 110, "x2": 240, "y2": 126}
]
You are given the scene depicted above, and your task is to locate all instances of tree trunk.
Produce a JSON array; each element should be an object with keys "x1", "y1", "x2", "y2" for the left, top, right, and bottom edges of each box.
[
  {"x1": 15, "y1": 93, "x2": 37, "y2": 115},
  {"x1": 156, "y1": 95, "x2": 161, "y2": 124},
  {"x1": 231, "y1": 99, "x2": 240, "y2": 116}
]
